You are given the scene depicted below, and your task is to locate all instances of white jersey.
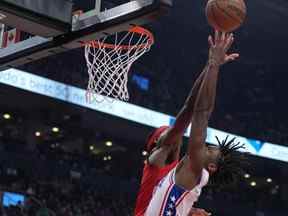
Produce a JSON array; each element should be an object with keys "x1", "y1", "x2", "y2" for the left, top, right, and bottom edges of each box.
[{"x1": 145, "y1": 165, "x2": 209, "y2": 216}]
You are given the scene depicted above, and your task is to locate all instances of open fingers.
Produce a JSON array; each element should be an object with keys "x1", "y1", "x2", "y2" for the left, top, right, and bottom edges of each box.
[
  {"x1": 214, "y1": 30, "x2": 220, "y2": 44},
  {"x1": 224, "y1": 33, "x2": 234, "y2": 51},
  {"x1": 199, "y1": 209, "x2": 211, "y2": 216},
  {"x1": 208, "y1": 35, "x2": 214, "y2": 47},
  {"x1": 191, "y1": 208, "x2": 211, "y2": 216},
  {"x1": 192, "y1": 212, "x2": 210, "y2": 216},
  {"x1": 221, "y1": 31, "x2": 226, "y2": 45},
  {"x1": 225, "y1": 53, "x2": 240, "y2": 62},
  {"x1": 215, "y1": 31, "x2": 230, "y2": 47}
]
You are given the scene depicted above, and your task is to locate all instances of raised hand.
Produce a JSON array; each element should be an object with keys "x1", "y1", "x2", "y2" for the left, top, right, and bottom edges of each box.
[
  {"x1": 208, "y1": 30, "x2": 239, "y2": 66},
  {"x1": 189, "y1": 207, "x2": 211, "y2": 216}
]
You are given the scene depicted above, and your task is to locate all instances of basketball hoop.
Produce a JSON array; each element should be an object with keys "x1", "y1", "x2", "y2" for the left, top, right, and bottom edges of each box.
[{"x1": 83, "y1": 26, "x2": 154, "y2": 102}]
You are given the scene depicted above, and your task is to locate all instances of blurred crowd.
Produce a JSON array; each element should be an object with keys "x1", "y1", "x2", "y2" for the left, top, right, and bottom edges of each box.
[
  {"x1": 8, "y1": 20, "x2": 288, "y2": 216},
  {"x1": 0, "y1": 143, "x2": 286, "y2": 216},
  {"x1": 0, "y1": 147, "x2": 135, "y2": 216},
  {"x1": 19, "y1": 50, "x2": 288, "y2": 146},
  {"x1": 1, "y1": 179, "x2": 133, "y2": 216}
]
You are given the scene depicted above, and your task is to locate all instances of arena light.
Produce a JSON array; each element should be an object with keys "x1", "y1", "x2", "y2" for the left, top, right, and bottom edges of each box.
[
  {"x1": 107, "y1": 155, "x2": 112, "y2": 160},
  {"x1": 103, "y1": 156, "x2": 107, "y2": 161},
  {"x1": 2, "y1": 69, "x2": 288, "y2": 163},
  {"x1": 35, "y1": 131, "x2": 41, "y2": 137},
  {"x1": 244, "y1": 173, "x2": 250, "y2": 179},
  {"x1": 250, "y1": 181, "x2": 256, "y2": 187},
  {"x1": 52, "y1": 127, "x2": 59, "y2": 133},
  {"x1": 142, "y1": 151, "x2": 148, "y2": 156},
  {"x1": 105, "y1": 141, "x2": 113, "y2": 147},
  {"x1": 3, "y1": 113, "x2": 11, "y2": 119},
  {"x1": 266, "y1": 178, "x2": 272, "y2": 183},
  {"x1": 89, "y1": 145, "x2": 94, "y2": 151},
  {"x1": 63, "y1": 115, "x2": 70, "y2": 120}
]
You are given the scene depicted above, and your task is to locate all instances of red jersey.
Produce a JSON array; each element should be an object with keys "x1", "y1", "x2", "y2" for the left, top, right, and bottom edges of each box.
[
  {"x1": 134, "y1": 126, "x2": 178, "y2": 216},
  {"x1": 134, "y1": 161, "x2": 178, "y2": 216}
]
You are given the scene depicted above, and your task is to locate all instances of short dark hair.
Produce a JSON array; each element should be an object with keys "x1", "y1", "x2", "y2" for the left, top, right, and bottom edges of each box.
[{"x1": 209, "y1": 136, "x2": 249, "y2": 187}]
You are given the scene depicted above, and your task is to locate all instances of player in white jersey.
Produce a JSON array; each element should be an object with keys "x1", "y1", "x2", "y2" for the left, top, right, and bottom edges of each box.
[
  {"x1": 145, "y1": 31, "x2": 248, "y2": 216},
  {"x1": 146, "y1": 164, "x2": 209, "y2": 216}
]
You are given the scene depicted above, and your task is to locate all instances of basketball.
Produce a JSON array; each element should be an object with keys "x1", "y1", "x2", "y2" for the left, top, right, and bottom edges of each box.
[{"x1": 206, "y1": 0, "x2": 247, "y2": 32}]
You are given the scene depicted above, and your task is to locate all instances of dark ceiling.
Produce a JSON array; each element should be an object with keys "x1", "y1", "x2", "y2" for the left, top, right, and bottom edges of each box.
[
  {"x1": 3, "y1": 0, "x2": 288, "y2": 147},
  {"x1": 0, "y1": 84, "x2": 151, "y2": 145},
  {"x1": 146, "y1": 0, "x2": 288, "y2": 65}
]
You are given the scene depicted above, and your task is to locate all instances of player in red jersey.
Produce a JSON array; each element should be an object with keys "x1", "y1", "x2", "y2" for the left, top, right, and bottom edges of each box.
[
  {"x1": 134, "y1": 35, "x2": 220, "y2": 216},
  {"x1": 145, "y1": 31, "x2": 248, "y2": 216}
]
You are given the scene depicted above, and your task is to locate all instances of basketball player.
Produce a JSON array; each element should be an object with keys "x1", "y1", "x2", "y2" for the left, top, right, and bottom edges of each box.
[
  {"x1": 134, "y1": 32, "x2": 223, "y2": 216},
  {"x1": 144, "y1": 31, "x2": 247, "y2": 216},
  {"x1": 134, "y1": 30, "x2": 236, "y2": 216}
]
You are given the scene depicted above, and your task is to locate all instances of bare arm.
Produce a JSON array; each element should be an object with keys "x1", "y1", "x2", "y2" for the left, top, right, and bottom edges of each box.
[
  {"x1": 187, "y1": 63, "x2": 219, "y2": 172},
  {"x1": 188, "y1": 31, "x2": 239, "y2": 172},
  {"x1": 148, "y1": 68, "x2": 207, "y2": 166},
  {"x1": 159, "y1": 32, "x2": 236, "y2": 147},
  {"x1": 148, "y1": 57, "x2": 211, "y2": 167},
  {"x1": 159, "y1": 62, "x2": 210, "y2": 146}
]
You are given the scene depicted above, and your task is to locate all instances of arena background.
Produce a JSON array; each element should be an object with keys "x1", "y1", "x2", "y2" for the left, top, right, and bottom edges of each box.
[{"x1": 0, "y1": 0, "x2": 288, "y2": 215}]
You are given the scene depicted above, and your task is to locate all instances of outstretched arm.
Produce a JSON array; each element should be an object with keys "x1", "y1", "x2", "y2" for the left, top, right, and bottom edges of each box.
[
  {"x1": 159, "y1": 32, "x2": 237, "y2": 147},
  {"x1": 159, "y1": 63, "x2": 210, "y2": 146},
  {"x1": 148, "y1": 67, "x2": 207, "y2": 167},
  {"x1": 148, "y1": 54, "x2": 213, "y2": 166},
  {"x1": 188, "y1": 31, "x2": 239, "y2": 172}
]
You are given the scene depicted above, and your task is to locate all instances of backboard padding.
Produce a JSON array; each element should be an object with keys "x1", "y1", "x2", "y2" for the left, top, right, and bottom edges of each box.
[{"x1": 0, "y1": 0, "x2": 172, "y2": 71}]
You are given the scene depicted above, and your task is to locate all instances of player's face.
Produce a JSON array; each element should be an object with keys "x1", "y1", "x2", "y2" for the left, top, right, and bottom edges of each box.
[{"x1": 205, "y1": 144, "x2": 221, "y2": 174}]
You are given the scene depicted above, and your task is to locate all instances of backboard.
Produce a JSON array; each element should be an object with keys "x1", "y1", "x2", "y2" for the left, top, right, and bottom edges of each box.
[{"x1": 0, "y1": 0, "x2": 172, "y2": 71}]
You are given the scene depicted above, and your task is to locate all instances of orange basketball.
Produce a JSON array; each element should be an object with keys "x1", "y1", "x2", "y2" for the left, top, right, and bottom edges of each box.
[{"x1": 206, "y1": 0, "x2": 247, "y2": 32}]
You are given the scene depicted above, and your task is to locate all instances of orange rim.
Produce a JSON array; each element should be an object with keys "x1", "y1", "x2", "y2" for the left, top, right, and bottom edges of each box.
[{"x1": 83, "y1": 26, "x2": 154, "y2": 50}]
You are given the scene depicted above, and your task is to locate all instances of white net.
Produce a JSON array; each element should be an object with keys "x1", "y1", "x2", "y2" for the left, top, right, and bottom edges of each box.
[{"x1": 84, "y1": 27, "x2": 153, "y2": 102}]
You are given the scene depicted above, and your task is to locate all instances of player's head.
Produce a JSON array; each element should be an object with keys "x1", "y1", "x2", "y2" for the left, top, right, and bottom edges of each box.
[
  {"x1": 146, "y1": 126, "x2": 170, "y2": 153},
  {"x1": 204, "y1": 136, "x2": 248, "y2": 187},
  {"x1": 146, "y1": 126, "x2": 182, "y2": 154}
]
